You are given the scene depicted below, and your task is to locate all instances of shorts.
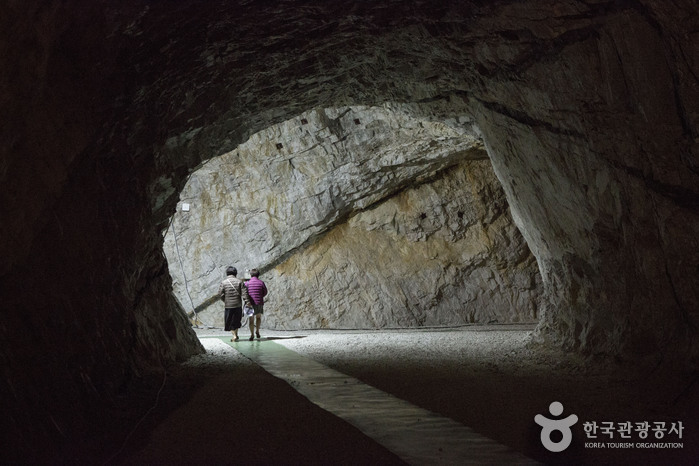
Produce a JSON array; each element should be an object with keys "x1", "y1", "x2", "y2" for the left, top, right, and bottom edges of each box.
[
  {"x1": 224, "y1": 307, "x2": 242, "y2": 331},
  {"x1": 252, "y1": 304, "x2": 264, "y2": 315}
]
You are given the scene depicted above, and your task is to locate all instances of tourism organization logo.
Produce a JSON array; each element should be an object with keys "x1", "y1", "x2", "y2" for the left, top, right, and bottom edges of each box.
[
  {"x1": 534, "y1": 401, "x2": 578, "y2": 452},
  {"x1": 534, "y1": 401, "x2": 685, "y2": 453}
]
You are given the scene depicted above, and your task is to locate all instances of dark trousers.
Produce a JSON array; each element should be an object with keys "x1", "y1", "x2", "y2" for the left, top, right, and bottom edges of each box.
[{"x1": 224, "y1": 307, "x2": 242, "y2": 330}]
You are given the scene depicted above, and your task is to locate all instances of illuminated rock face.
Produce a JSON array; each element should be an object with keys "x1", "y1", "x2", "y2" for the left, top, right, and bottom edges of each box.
[
  {"x1": 265, "y1": 158, "x2": 541, "y2": 329},
  {"x1": 163, "y1": 106, "x2": 542, "y2": 328},
  {"x1": 1, "y1": 0, "x2": 697, "y2": 461}
]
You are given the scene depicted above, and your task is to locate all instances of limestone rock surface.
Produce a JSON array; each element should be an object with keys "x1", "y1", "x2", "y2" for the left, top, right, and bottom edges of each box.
[{"x1": 164, "y1": 105, "x2": 541, "y2": 328}]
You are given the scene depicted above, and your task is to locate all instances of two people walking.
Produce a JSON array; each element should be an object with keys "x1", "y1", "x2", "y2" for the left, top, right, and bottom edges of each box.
[{"x1": 218, "y1": 266, "x2": 268, "y2": 341}]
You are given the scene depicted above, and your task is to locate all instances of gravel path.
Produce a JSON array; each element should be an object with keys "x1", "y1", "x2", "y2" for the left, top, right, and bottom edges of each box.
[{"x1": 115, "y1": 325, "x2": 696, "y2": 465}]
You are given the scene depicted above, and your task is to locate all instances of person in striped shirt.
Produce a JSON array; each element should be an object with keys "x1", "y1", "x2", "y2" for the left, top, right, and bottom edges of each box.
[{"x1": 245, "y1": 268, "x2": 268, "y2": 340}]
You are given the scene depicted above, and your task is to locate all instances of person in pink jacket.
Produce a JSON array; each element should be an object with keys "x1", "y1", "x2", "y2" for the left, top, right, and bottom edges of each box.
[{"x1": 244, "y1": 269, "x2": 268, "y2": 340}]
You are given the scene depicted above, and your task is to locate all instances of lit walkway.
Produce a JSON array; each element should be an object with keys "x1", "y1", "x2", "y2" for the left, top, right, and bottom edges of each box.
[{"x1": 214, "y1": 336, "x2": 537, "y2": 465}]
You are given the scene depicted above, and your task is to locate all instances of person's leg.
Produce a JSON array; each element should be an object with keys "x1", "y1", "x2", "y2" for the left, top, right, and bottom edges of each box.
[
  {"x1": 225, "y1": 308, "x2": 236, "y2": 341},
  {"x1": 232, "y1": 307, "x2": 242, "y2": 341},
  {"x1": 255, "y1": 313, "x2": 262, "y2": 338},
  {"x1": 249, "y1": 311, "x2": 255, "y2": 339}
]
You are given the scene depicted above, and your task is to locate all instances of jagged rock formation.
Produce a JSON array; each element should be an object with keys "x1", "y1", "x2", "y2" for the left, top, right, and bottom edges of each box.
[
  {"x1": 164, "y1": 105, "x2": 541, "y2": 328},
  {"x1": 1, "y1": 0, "x2": 697, "y2": 462},
  {"x1": 266, "y1": 158, "x2": 541, "y2": 329}
]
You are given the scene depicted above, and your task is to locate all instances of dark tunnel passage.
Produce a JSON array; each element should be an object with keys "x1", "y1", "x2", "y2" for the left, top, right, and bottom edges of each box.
[{"x1": 1, "y1": 0, "x2": 697, "y2": 462}]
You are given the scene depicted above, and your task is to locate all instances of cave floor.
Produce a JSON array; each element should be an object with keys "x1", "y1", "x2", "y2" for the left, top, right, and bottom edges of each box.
[{"x1": 114, "y1": 325, "x2": 697, "y2": 465}]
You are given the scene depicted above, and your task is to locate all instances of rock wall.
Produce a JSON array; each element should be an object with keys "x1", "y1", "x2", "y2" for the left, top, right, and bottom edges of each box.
[
  {"x1": 266, "y1": 159, "x2": 540, "y2": 329},
  {"x1": 468, "y1": 1, "x2": 699, "y2": 357},
  {"x1": 164, "y1": 105, "x2": 541, "y2": 328}
]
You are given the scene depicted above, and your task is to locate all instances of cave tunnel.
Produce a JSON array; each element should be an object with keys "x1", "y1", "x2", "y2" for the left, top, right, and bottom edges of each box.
[{"x1": 1, "y1": 0, "x2": 697, "y2": 464}]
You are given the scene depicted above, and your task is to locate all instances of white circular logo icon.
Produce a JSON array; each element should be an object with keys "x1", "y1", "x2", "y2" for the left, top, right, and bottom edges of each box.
[{"x1": 534, "y1": 401, "x2": 578, "y2": 452}]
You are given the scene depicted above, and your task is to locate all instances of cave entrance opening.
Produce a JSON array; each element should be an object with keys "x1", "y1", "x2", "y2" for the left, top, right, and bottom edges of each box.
[{"x1": 163, "y1": 104, "x2": 543, "y2": 332}]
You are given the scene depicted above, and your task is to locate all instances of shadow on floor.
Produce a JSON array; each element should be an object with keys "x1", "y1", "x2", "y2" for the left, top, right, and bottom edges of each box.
[{"x1": 263, "y1": 336, "x2": 307, "y2": 340}]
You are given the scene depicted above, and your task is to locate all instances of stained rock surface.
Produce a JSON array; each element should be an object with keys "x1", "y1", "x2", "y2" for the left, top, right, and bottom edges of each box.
[{"x1": 164, "y1": 105, "x2": 541, "y2": 328}]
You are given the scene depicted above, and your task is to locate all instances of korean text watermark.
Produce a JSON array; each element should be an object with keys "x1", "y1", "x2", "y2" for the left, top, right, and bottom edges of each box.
[
  {"x1": 535, "y1": 402, "x2": 684, "y2": 453},
  {"x1": 583, "y1": 420, "x2": 683, "y2": 450}
]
